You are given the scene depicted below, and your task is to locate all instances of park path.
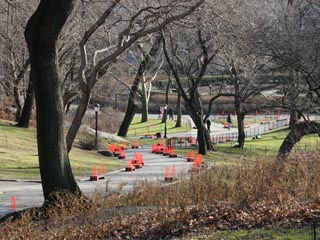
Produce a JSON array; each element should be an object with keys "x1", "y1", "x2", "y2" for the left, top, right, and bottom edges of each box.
[
  {"x1": 0, "y1": 145, "x2": 193, "y2": 218},
  {"x1": 0, "y1": 114, "x2": 296, "y2": 218}
]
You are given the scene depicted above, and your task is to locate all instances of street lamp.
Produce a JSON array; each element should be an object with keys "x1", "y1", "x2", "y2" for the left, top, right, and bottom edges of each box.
[
  {"x1": 163, "y1": 104, "x2": 167, "y2": 139},
  {"x1": 94, "y1": 103, "x2": 100, "y2": 149}
]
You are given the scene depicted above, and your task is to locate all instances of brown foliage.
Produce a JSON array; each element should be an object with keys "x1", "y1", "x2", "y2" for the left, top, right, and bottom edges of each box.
[{"x1": 1, "y1": 152, "x2": 320, "y2": 239}]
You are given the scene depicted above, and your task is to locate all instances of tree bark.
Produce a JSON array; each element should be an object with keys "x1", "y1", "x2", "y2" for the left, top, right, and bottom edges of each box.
[
  {"x1": 13, "y1": 59, "x2": 30, "y2": 122},
  {"x1": 140, "y1": 78, "x2": 149, "y2": 123},
  {"x1": 162, "y1": 76, "x2": 171, "y2": 123},
  {"x1": 162, "y1": 29, "x2": 214, "y2": 155},
  {"x1": 118, "y1": 89, "x2": 138, "y2": 137},
  {"x1": 277, "y1": 121, "x2": 320, "y2": 161},
  {"x1": 66, "y1": 1, "x2": 203, "y2": 150},
  {"x1": 25, "y1": 0, "x2": 80, "y2": 202},
  {"x1": 231, "y1": 66, "x2": 245, "y2": 149},
  {"x1": 118, "y1": 35, "x2": 162, "y2": 136},
  {"x1": 175, "y1": 91, "x2": 182, "y2": 128},
  {"x1": 16, "y1": 79, "x2": 34, "y2": 128},
  {"x1": 187, "y1": 101, "x2": 214, "y2": 154}
]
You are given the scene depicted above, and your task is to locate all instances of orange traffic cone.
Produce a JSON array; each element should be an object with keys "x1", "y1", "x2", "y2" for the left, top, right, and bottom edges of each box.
[
  {"x1": 11, "y1": 196, "x2": 16, "y2": 211},
  {"x1": 172, "y1": 166, "x2": 176, "y2": 179},
  {"x1": 169, "y1": 147, "x2": 177, "y2": 158},
  {"x1": 164, "y1": 166, "x2": 172, "y2": 182},
  {"x1": 125, "y1": 159, "x2": 134, "y2": 172},
  {"x1": 90, "y1": 166, "x2": 98, "y2": 181},
  {"x1": 100, "y1": 165, "x2": 106, "y2": 175}
]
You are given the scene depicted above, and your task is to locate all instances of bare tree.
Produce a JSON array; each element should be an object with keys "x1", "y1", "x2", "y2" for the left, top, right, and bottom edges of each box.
[
  {"x1": 25, "y1": 0, "x2": 80, "y2": 202},
  {"x1": 274, "y1": 0, "x2": 320, "y2": 159},
  {"x1": 65, "y1": 0, "x2": 205, "y2": 152},
  {"x1": 117, "y1": 33, "x2": 162, "y2": 137},
  {"x1": 162, "y1": 14, "x2": 220, "y2": 154},
  {"x1": 0, "y1": 1, "x2": 32, "y2": 123},
  {"x1": 23, "y1": 0, "x2": 204, "y2": 205}
]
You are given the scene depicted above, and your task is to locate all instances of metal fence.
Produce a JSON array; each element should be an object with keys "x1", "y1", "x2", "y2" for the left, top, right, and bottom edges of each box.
[{"x1": 211, "y1": 118, "x2": 290, "y2": 144}]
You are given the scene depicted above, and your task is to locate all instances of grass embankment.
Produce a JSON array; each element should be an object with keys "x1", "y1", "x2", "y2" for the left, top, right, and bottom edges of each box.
[
  {"x1": 1, "y1": 118, "x2": 320, "y2": 239},
  {"x1": 127, "y1": 117, "x2": 191, "y2": 137},
  {"x1": 0, "y1": 120, "x2": 123, "y2": 180},
  {"x1": 0, "y1": 117, "x2": 190, "y2": 179}
]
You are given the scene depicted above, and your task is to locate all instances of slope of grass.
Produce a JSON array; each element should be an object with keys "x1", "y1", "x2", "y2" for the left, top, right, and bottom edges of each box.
[
  {"x1": 127, "y1": 117, "x2": 190, "y2": 136},
  {"x1": 215, "y1": 128, "x2": 320, "y2": 158},
  {"x1": 0, "y1": 120, "x2": 124, "y2": 180}
]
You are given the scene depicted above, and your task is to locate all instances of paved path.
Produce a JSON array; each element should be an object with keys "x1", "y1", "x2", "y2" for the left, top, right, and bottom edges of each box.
[
  {"x1": 0, "y1": 146, "x2": 193, "y2": 218},
  {"x1": 0, "y1": 115, "x2": 292, "y2": 218}
]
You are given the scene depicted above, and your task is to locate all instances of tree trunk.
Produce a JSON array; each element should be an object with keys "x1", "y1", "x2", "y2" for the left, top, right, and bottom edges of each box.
[
  {"x1": 66, "y1": 85, "x2": 91, "y2": 152},
  {"x1": 175, "y1": 91, "x2": 182, "y2": 128},
  {"x1": 162, "y1": 76, "x2": 171, "y2": 123},
  {"x1": 232, "y1": 66, "x2": 245, "y2": 149},
  {"x1": 277, "y1": 121, "x2": 320, "y2": 161},
  {"x1": 118, "y1": 35, "x2": 162, "y2": 136},
  {"x1": 14, "y1": 59, "x2": 30, "y2": 123},
  {"x1": 16, "y1": 80, "x2": 34, "y2": 128},
  {"x1": 118, "y1": 104, "x2": 137, "y2": 137},
  {"x1": 13, "y1": 89, "x2": 22, "y2": 123},
  {"x1": 237, "y1": 113, "x2": 245, "y2": 149},
  {"x1": 118, "y1": 97, "x2": 137, "y2": 137},
  {"x1": 289, "y1": 110, "x2": 301, "y2": 129},
  {"x1": 140, "y1": 78, "x2": 148, "y2": 123},
  {"x1": 25, "y1": 0, "x2": 80, "y2": 202},
  {"x1": 187, "y1": 102, "x2": 214, "y2": 155}
]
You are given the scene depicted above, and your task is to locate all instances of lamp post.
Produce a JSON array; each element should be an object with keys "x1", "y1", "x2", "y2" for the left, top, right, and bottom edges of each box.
[
  {"x1": 94, "y1": 103, "x2": 100, "y2": 149},
  {"x1": 163, "y1": 104, "x2": 167, "y2": 139}
]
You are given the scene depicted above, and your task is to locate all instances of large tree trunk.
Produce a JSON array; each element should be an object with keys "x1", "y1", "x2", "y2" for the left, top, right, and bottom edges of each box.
[
  {"x1": 118, "y1": 35, "x2": 162, "y2": 136},
  {"x1": 13, "y1": 89, "x2": 22, "y2": 123},
  {"x1": 232, "y1": 66, "x2": 245, "y2": 149},
  {"x1": 25, "y1": 0, "x2": 80, "y2": 202},
  {"x1": 16, "y1": 80, "x2": 34, "y2": 128},
  {"x1": 277, "y1": 121, "x2": 320, "y2": 161},
  {"x1": 118, "y1": 97, "x2": 137, "y2": 137},
  {"x1": 236, "y1": 112, "x2": 245, "y2": 149},
  {"x1": 118, "y1": 63, "x2": 146, "y2": 137},
  {"x1": 66, "y1": 85, "x2": 91, "y2": 152},
  {"x1": 140, "y1": 79, "x2": 149, "y2": 123},
  {"x1": 187, "y1": 101, "x2": 214, "y2": 155},
  {"x1": 175, "y1": 91, "x2": 182, "y2": 128},
  {"x1": 289, "y1": 110, "x2": 301, "y2": 129},
  {"x1": 162, "y1": 76, "x2": 171, "y2": 123},
  {"x1": 14, "y1": 59, "x2": 30, "y2": 122}
]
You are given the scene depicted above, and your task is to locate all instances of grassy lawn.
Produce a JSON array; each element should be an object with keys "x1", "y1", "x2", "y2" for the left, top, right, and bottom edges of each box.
[
  {"x1": 214, "y1": 129, "x2": 320, "y2": 158},
  {"x1": 127, "y1": 117, "x2": 191, "y2": 136},
  {"x1": 202, "y1": 226, "x2": 316, "y2": 240},
  {"x1": 173, "y1": 128, "x2": 320, "y2": 170},
  {"x1": 0, "y1": 120, "x2": 124, "y2": 180},
  {"x1": 1, "y1": 116, "x2": 319, "y2": 181}
]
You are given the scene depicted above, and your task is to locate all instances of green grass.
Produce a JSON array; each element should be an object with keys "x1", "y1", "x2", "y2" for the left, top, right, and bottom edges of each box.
[
  {"x1": 172, "y1": 128, "x2": 320, "y2": 169},
  {"x1": 127, "y1": 117, "x2": 191, "y2": 136},
  {"x1": 0, "y1": 121, "x2": 124, "y2": 180},
  {"x1": 214, "y1": 129, "x2": 320, "y2": 158},
  {"x1": 202, "y1": 226, "x2": 316, "y2": 240},
  {"x1": 1, "y1": 117, "x2": 319, "y2": 180}
]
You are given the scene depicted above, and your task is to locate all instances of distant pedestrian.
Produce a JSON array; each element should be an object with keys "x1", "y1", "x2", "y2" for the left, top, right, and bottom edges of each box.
[
  {"x1": 227, "y1": 113, "x2": 232, "y2": 130},
  {"x1": 158, "y1": 107, "x2": 163, "y2": 119},
  {"x1": 168, "y1": 108, "x2": 174, "y2": 120},
  {"x1": 206, "y1": 118, "x2": 211, "y2": 132}
]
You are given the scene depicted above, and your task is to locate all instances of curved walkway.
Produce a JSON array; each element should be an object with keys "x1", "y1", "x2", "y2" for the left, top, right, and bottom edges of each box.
[
  {"x1": 0, "y1": 145, "x2": 193, "y2": 218},
  {"x1": 0, "y1": 115, "x2": 291, "y2": 218}
]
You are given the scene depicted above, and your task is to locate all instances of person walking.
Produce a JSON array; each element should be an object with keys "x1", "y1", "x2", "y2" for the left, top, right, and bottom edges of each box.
[
  {"x1": 158, "y1": 107, "x2": 163, "y2": 119},
  {"x1": 227, "y1": 113, "x2": 232, "y2": 130},
  {"x1": 168, "y1": 108, "x2": 174, "y2": 120}
]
